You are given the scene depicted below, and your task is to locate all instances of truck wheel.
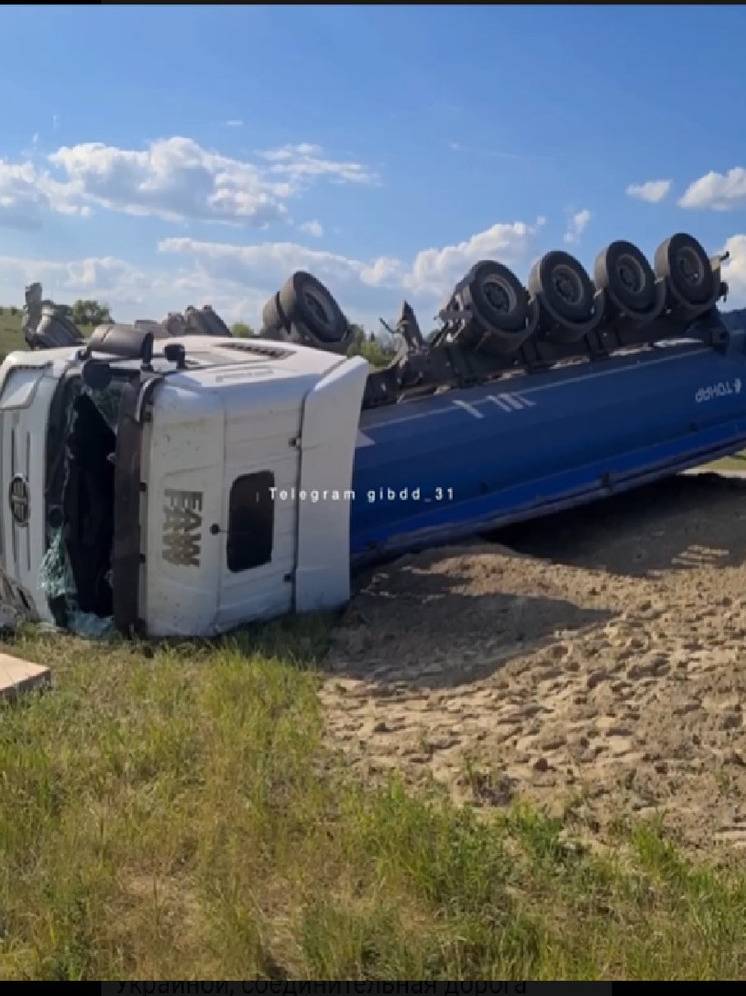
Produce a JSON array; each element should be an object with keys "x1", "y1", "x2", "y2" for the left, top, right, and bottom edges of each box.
[
  {"x1": 462, "y1": 260, "x2": 527, "y2": 332},
  {"x1": 654, "y1": 232, "x2": 714, "y2": 305},
  {"x1": 594, "y1": 241, "x2": 655, "y2": 312},
  {"x1": 262, "y1": 292, "x2": 286, "y2": 333},
  {"x1": 528, "y1": 250, "x2": 595, "y2": 322},
  {"x1": 278, "y1": 271, "x2": 348, "y2": 343},
  {"x1": 201, "y1": 305, "x2": 231, "y2": 336}
]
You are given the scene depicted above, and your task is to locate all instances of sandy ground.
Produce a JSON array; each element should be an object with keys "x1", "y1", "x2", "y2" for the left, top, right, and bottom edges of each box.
[{"x1": 320, "y1": 471, "x2": 746, "y2": 857}]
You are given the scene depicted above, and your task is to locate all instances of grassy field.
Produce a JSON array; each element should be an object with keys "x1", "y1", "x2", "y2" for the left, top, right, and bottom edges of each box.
[
  {"x1": 1, "y1": 618, "x2": 745, "y2": 981},
  {"x1": 0, "y1": 308, "x2": 27, "y2": 358}
]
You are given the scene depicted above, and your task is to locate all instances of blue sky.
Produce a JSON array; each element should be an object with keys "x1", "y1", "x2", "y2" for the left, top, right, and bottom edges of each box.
[{"x1": 2, "y1": 3, "x2": 746, "y2": 326}]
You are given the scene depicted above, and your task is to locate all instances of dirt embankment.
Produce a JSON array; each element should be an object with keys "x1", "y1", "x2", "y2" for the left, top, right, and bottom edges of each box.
[{"x1": 320, "y1": 472, "x2": 746, "y2": 856}]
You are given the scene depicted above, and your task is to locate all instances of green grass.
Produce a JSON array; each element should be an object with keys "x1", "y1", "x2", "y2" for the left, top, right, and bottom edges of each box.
[
  {"x1": 347, "y1": 337, "x2": 397, "y2": 368},
  {"x1": 0, "y1": 308, "x2": 26, "y2": 359},
  {"x1": 1, "y1": 619, "x2": 745, "y2": 980}
]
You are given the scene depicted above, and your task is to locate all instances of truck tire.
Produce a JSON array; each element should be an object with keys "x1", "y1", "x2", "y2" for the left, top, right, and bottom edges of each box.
[
  {"x1": 162, "y1": 311, "x2": 187, "y2": 336},
  {"x1": 594, "y1": 240, "x2": 656, "y2": 312},
  {"x1": 654, "y1": 232, "x2": 714, "y2": 305},
  {"x1": 200, "y1": 305, "x2": 231, "y2": 336},
  {"x1": 278, "y1": 271, "x2": 348, "y2": 344},
  {"x1": 461, "y1": 260, "x2": 527, "y2": 332},
  {"x1": 262, "y1": 292, "x2": 286, "y2": 334},
  {"x1": 528, "y1": 250, "x2": 595, "y2": 322},
  {"x1": 33, "y1": 307, "x2": 84, "y2": 348}
]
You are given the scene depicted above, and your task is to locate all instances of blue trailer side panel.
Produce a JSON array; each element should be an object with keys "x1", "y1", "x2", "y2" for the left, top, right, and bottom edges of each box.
[{"x1": 349, "y1": 332, "x2": 746, "y2": 562}]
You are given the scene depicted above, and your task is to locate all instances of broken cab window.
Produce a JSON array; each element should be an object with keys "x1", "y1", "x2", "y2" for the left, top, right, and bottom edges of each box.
[{"x1": 227, "y1": 471, "x2": 275, "y2": 572}]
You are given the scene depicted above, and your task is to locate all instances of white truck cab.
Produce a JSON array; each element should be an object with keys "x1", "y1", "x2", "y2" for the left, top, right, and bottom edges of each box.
[{"x1": 0, "y1": 330, "x2": 368, "y2": 637}]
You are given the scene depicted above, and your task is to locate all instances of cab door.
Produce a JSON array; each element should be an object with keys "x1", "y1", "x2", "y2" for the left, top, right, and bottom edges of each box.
[{"x1": 214, "y1": 390, "x2": 302, "y2": 632}]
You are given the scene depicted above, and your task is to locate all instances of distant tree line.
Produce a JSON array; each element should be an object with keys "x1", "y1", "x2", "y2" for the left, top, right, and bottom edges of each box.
[
  {"x1": 346, "y1": 323, "x2": 398, "y2": 367},
  {"x1": 68, "y1": 300, "x2": 112, "y2": 326},
  {"x1": 1, "y1": 299, "x2": 112, "y2": 325}
]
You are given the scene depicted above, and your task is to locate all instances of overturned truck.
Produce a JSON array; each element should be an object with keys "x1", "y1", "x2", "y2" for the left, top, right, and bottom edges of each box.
[{"x1": 0, "y1": 233, "x2": 742, "y2": 637}]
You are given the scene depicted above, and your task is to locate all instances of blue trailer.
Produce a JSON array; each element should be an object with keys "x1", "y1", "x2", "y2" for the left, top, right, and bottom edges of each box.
[{"x1": 350, "y1": 328, "x2": 746, "y2": 564}]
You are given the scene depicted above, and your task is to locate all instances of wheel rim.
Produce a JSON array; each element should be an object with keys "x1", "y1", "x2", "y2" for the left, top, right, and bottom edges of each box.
[
  {"x1": 616, "y1": 253, "x2": 645, "y2": 295},
  {"x1": 676, "y1": 246, "x2": 703, "y2": 287},
  {"x1": 551, "y1": 264, "x2": 583, "y2": 306},
  {"x1": 304, "y1": 288, "x2": 332, "y2": 329},
  {"x1": 482, "y1": 274, "x2": 517, "y2": 314}
]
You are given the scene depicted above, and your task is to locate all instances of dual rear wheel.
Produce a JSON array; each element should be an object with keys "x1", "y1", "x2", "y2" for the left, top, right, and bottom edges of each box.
[
  {"x1": 262, "y1": 270, "x2": 349, "y2": 350},
  {"x1": 529, "y1": 250, "x2": 596, "y2": 324},
  {"x1": 594, "y1": 240, "x2": 656, "y2": 313},
  {"x1": 596, "y1": 233, "x2": 714, "y2": 312},
  {"x1": 456, "y1": 260, "x2": 528, "y2": 333},
  {"x1": 654, "y1": 232, "x2": 714, "y2": 305},
  {"x1": 461, "y1": 232, "x2": 716, "y2": 346},
  {"x1": 259, "y1": 233, "x2": 719, "y2": 356}
]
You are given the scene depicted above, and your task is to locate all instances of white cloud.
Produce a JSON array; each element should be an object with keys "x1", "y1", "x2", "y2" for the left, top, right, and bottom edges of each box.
[
  {"x1": 260, "y1": 142, "x2": 321, "y2": 163},
  {"x1": 160, "y1": 217, "x2": 539, "y2": 301},
  {"x1": 156, "y1": 236, "x2": 407, "y2": 330},
  {"x1": 0, "y1": 253, "x2": 159, "y2": 311},
  {"x1": 159, "y1": 216, "x2": 540, "y2": 317},
  {"x1": 0, "y1": 135, "x2": 379, "y2": 229},
  {"x1": 259, "y1": 142, "x2": 379, "y2": 186},
  {"x1": 299, "y1": 219, "x2": 324, "y2": 238},
  {"x1": 404, "y1": 220, "x2": 539, "y2": 296},
  {"x1": 679, "y1": 168, "x2": 746, "y2": 211},
  {"x1": 563, "y1": 209, "x2": 591, "y2": 246},
  {"x1": 159, "y1": 235, "x2": 403, "y2": 291},
  {"x1": 626, "y1": 179, "x2": 672, "y2": 204},
  {"x1": 361, "y1": 256, "x2": 407, "y2": 288},
  {"x1": 0, "y1": 251, "x2": 272, "y2": 325},
  {"x1": 48, "y1": 137, "x2": 291, "y2": 226},
  {"x1": 224, "y1": 119, "x2": 244, "y2": 128},
  {"x1": 0, "y1": 159, "x2": 89, "y2": 229},
  {"x1": 0, "y1": 161, "x2": 49, "y2": 229},
  {"x1": 0, "y1": 135, "x2": 377, "y2": 230}
]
